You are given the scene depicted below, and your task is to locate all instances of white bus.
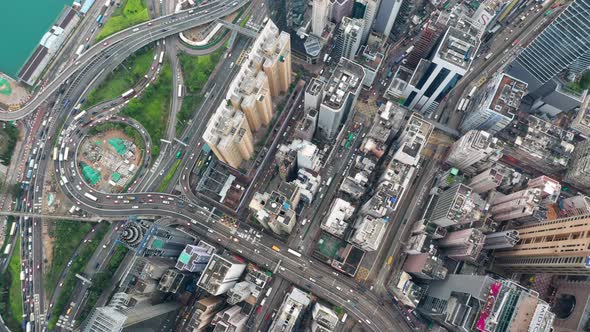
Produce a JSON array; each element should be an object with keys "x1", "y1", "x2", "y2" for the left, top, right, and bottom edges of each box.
[
  {"x1": 287, "y1": 248, "x2": 302, "y2": 257},
  {"x1": 61, "y1": 175, "x2": 69, "y2": 185},
  {"x1": 341, "y1": 313, "x2": 348, "y2": 323},
  {"x1": 265, "y1": 287, "x2": 273, "y2": 297},
  {"x1": 121, "y1": 89, "x2": 135, "y2": 99},
  {"x1": 3, "y1": 244, "x2": 10, "y2": 255},
  {"x1": 484, "y1": 53, "x2": 493, "y2": 60},
  {"x1": 84, "y1": 192, "x2": 98, "y2": 201},
  {"x1": 69, "y1": 205, "x2": 77, "y2": 214},
  {"x1": 468, "y1": 86, "x2": 477, "y2": 98},
  {"x1": 404, "y1": 45, "x2": 415, "y2": 55},
  {"x1": 158, "y1": 51, "x2": 165, "y2": 64},
  {"x1": 75, "y1": 44, "x2": 85, "y2": 57},
  {"x1": 59, "y1": 153, "x2": 64, "y2": 162},
  {"x1": 53, "y1": 147, "x2": 59, "y2": 161},
  {"x1": 457, "y1": 98, "x2": 466, "y2": 111},
  {"x1": 177, "y1": 84, "x2": 183, "y2": 98},
  {"x1": 64, "y1": 147, "x2": 70, "y2": 161},
  {"x1": 326, "y1": 176, "x2": 332, "y2": 186},
  {"x1": 9, "y1": 223, "x2": 16, "y2": 236},
  {"x1": 73, "y1": 110, "x2": 87, "y2": 121}
]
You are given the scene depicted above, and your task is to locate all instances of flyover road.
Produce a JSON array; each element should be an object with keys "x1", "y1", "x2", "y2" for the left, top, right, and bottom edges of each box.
[
  {"x1": 0, "y1": 0, "x2": 249, "y2": 121},
  {"x1": 54, "y1": 130, "x2": 410, "y2": 332}
]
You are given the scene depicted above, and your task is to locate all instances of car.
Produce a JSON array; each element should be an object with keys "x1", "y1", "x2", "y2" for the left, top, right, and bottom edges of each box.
[
  {"x1": 49, "y1": 303, "x2": 53, "y2": 308},
  {"x1": 37, "y1": 264, "x2": 40, "y2": 270},
  {"x1": 59, "y1": 282, "x2": 63, "y2": 287},
  {"x1": 102, "y1": 244, "x2": 107, "y2": 249},
  {"x1": 103, "y1": 41, "x2": 109, "y2": 46}
]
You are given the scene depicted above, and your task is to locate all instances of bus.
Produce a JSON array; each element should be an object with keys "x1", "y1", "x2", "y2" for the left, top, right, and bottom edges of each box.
[
  {"x1": 457, "y1": 98, "x2": 466, "y2": 111},
  {"x1": 326, "y1": 176, "x2": 333, "y2": 186},
  {"x1": 158, "y1": 51, "x2": 165, "y2": 64},
  {"x1": 262, "y1": 16, "x2": 269, "y2": 24},
  {"x1": 341, "y1": 313, "x2": 348, "y2": 323},
  {"x1": 9, "y1": 223, "x2": 16, "y2": 236},
  {"x1": 484, "y1": 53, "x2": 493, "y2": 60},
  {"x1": 271, "y1": 245, "x2": 281, "y2": 252},
  {"x1": 28, "y1": 159, "x2": 34, "y2": 169},
  {"x1": 61, "y1": 175, "x2": 69, "y2": 185},
  {"x1": 468, "y1": 86, "x2": 477, "y2": 98},
  {"x1": 404, "y1": 45, "x2": 414, "y2": 55},
  {"x1": 69, "y1": 205, "x2": 77, "y2": 214},
  {"x1": 96, "y1": 15, "x2": 103, "y2": 24},
  {"x1": 177, "y1": 84, "x2": 183, "y2": 98},
  {"x1": 287, "y1": 248, "x2": 302, "y2": 257},
  {"x1": 20, "y1": 271, "x2": 25, "y2": 281},
  {"x1": 64, "y1": 147, "x2": 70, "y2": 161},
  {"x1": 3, "y1": 244, "x2": 11, "y2": 255},
  {"x1": 176, "y1": 151, "x2": 182, "y2": 159},
  {"x1": 265, "y1": 287, "x2": 273, "y2": 297},
  {"x1": 121, "y1": 89, "x2": 135, "y2": 99},
  {"x1": 75, "y1": 44, "x2": 85, "y2": 57},
  {"x1": 53, "y1": 147, "x2": 59, "y2": 160},
  {"x1": 73, "y1": 110, "x2": 87, "y2": 121},
  {"x1": 84, "y1": 192, "x2": 98, "y2": 201}
]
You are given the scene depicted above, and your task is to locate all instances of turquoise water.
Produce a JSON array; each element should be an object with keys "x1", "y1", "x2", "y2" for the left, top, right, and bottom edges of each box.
[{"x1": 0, "y1": 0, "x2": 74, "y2": 78}]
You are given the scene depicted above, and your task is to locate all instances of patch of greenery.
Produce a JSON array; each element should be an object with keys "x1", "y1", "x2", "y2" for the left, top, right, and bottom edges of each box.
[
  {"x1": 47, "y1": 225, "x2": 108, "y2": 331},
  {"x1": 77, "y1": 245, "x2": 129, "y2": 324},
  {"x1": 0, "y1": 237, "x2": 23, "y2": 331},
  {"x1": 566, "y1": 70, "x2": 590, "y2": 93},
  {"x1": 0, "y1": 123, "x2": 19, "y2": 166},
  {"x1": 158, "y1": 159, "x2": 181, "y2": 192},
  {"x1": 121, "y1": 60, "x2": 172, "y2": 160},
  {"x1": 96, "y1": 0, "x2": 150, "y2": 41},
  {"x1": 84, "y1": 47, "x2": 154, "y2": 108},
  {"x1": 176, "y1": 48, "x2": 225, "y2": 135},
  {"x1": 44, "y1": 221, "x2": 92, "y2": 299}
]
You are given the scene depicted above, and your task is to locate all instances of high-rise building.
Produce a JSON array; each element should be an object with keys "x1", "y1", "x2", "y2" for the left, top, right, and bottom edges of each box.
[
  {"x1": 490, "y1": 188, "x2": 544, "y2": 223},
  {"x1": 269, "y1": 288, "x2": 311, "y2": 332},
  {"x1": 483, "y1": 230, "x2": 520, "y2": 250},
  {"x1": 468, "y1": 166, "x2": 505, "y2": 194},
  {"x1": 460, "y1": 73, "x2": 527, "y2": 135},
  {"x1": 321, "y1": 198, "x2": 354, "y2": 237},
  {"x1": 509, "y1": 0, "x2": 590, "y2": 87},
  {"x1": 227, "y1": 62, "x2": 273, "y2": 131},
  {"x1": 175, "y1": 241, "x2": 215, "y2": 273},
  {"x1": 428, "y1": 184, "x2": 485, "y2": 228},
  {"x1": 334, "y1": 17, "x2": 364, "y2": 60},
  {"x1": 312, "y1": 0, "x2": 330, "y2": 36},
  {"x1": 188, "y1": 296, "x2": 224, "y2": 331},
  {"x1": 211, "y1": 305, "x2": 248, "y2": 332},
  {"x1": 157, "y1": 269, "x2": 189, "y2": 293},
  {"x1": 389, "y1": 271, "x2": 427, "y2": 308},
  {"x1": 352, "y1": 0, "x2": 377, "y2": 43},
  {"x1": 393, "y1": 113, "x2": 434, "y2": 166},
  {"x1": 351, "y1": 215, "x2": 388, "y2": 251},
  {"x1": 311, "y1": 303, "x2": 339, "y2": 331},
  {"x1": 197, "y1": 254, "x2": 247, "y2": 295},
  {"x1": 527, "y1": 175, "x2": 561, "y2": 204},
  {"x1": 317, "y1": 58, "x2": 365, "y2": 139},
  {"x1": 82, "y1": 306, "x2": 127, "y2": 332},
  {"x1": 374, "y1": 0, "x2": 404, "y2": 38},
  {"x1": 445, "y1": 130, "x2": 503, "y2": 175},
  {"x1": 564, "y1": 139, "x2": 590, "y2": 192},
  {"x1": 560, "y1": 195, "x2": 590, "y2": 217},
  {"x1": 118, "y1": 220, "x2": 194, "y2": 258},
  {"x1": 570, "y1": 93, "x2": 590, "y2": 137},
  {"x1": 494, "y1": 214, "x2": 590, "y2": 274},
  {"x1": 437, "y1": 228, "x2": 485, "y2": 262},
  {"x1": 419, "y1": 275, "x2": 555, "y2": 332},
  {"x1": 403, "y1": 252, "x2": 448, "y2": 280},
  {"x1": 250, "y1": 20, "x2": 292, "y2": 97},
  {"x1": 402, "y1": 17, "x2": 483, "y2": 114},
  {"x1": 330, "y1": 0, "x2": 354, "y2": 24},
  {"x1": 304, "y1": 77, "x2": 325, "y2": 112},
  {"x1": 249, "y1": 182, "x2": 301, "y2": 235},
  {"x1": 203, "y1": 103, "x2": 255, "y2": 169}
]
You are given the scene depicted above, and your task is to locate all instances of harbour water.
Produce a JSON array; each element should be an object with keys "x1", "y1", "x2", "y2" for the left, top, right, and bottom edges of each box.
[{"x1": 0, "y1": 0, "x2": 73, "y2": 78}]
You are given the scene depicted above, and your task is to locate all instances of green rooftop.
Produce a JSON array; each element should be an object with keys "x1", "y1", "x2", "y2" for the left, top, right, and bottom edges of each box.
[
  {"x1": 108, "y1": 137, "x2": 127, "y2": 155},
  {"x1": 152, "y1": 239, "x2": 164, "y2": 248},
  {"x1": 111, "y1": 172, "x2": 121, "y2": 182},
  {"x1": 178, "y1": 252, "x2": 191, "y2": 264}
]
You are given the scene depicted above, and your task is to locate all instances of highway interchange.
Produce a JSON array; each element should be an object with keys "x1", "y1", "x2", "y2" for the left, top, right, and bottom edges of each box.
[{"x1": 2, "y1": 0, "x2": 557, "y2": 331}]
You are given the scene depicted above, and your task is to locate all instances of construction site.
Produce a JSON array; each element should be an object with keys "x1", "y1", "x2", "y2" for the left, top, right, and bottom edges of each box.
[{"x1": 78, "y1": 129, "x2": 142, "y2": 193}]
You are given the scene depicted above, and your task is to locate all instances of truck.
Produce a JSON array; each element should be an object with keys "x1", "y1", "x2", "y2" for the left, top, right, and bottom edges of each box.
[
  {"x1": 404, "y1": 45, "x2": 414, "y2": 55},
  {"x1": 158, "y1": 51, "x2": 165, "y2": 64},
  {"x1": 484, "y1": 53, "x2": 493, "y2": 60}
]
